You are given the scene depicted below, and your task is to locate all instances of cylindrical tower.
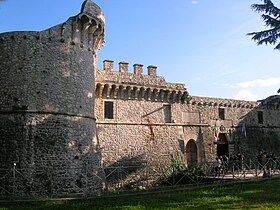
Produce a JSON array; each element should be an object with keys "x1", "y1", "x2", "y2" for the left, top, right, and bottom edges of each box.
[{"x1": 0, "y1": 0, "x2": 105, "y2": 195}]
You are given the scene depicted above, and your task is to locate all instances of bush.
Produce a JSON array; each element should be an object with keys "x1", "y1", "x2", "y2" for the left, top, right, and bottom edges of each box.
[{"x1": 161, "y1": 152, "x2": 206, "y2": 185}]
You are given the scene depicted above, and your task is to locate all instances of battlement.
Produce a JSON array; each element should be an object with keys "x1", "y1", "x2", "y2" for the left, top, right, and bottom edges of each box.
[
  {"x1": 0, "y1": 0, "x2": 106, "y2": 196},
  {"x1": 103, "y1": 60, "x2": 158, "y2": 77},
  {"x1": 98, "y1": 60, "x2": 186, "y2": 90},
  {"x1": 96, "y1": 60, "x2": 189, "y2": 103},
  {"x1": 0, "y1": 0, "x2": 105, "y2": 52},
  {"x1": 189, "y1": 95, "x2": 259, "y2": 109}
]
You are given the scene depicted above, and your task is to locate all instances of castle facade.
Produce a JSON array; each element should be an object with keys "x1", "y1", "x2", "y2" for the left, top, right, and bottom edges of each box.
[
  {"x1": 0, "y1": 0, "x2": 279, "y2": 195},
  {"x1": 95, "y1": 60, "x2": 280, "y2": 173}
]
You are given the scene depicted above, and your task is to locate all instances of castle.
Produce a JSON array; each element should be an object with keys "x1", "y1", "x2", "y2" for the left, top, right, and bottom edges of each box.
[{"x1": 0, "y1": 0, "x2": 280, "y2": 195}]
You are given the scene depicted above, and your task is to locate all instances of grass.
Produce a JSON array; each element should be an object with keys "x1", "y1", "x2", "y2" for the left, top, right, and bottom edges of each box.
[{"x1": 1, "y1": 179, "x2": 280, "y2": 209}]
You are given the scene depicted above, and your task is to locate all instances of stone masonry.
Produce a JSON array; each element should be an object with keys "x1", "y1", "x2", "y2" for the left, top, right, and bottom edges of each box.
[
  {"x1": 95, "y1": 61, "x2": 280, "y2": 188},
  {"x1": 1, "y1": 0, "x2": 280, "y2": 195},
  {"x1": 0, "y1": 0, "x2": 105, "y2": 195}
]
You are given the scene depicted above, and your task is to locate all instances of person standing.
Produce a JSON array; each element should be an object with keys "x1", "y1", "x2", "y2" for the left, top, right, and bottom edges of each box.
[{"x1": 213, "y1": 156, "x2": 222, "y2": 177}]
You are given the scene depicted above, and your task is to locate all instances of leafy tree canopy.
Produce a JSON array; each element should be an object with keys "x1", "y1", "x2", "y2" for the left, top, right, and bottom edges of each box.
[{"x1": 248, "y1": 0, "x2": 280, "y2": 50}]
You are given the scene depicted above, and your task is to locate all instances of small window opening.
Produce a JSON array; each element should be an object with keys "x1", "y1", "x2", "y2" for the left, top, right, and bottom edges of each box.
[
  {"x1": 257, "y1": 111, "x2": 263, "y2": 124},
  {"x1": 104, "y1": 101, "x2": 113, "y2": 119},
  {"x1": 163, "y1": 105, "x2": 171, "y2": 123},
  {"x1": 218, "y1": 108, "x2": 225, "y2": 120}
]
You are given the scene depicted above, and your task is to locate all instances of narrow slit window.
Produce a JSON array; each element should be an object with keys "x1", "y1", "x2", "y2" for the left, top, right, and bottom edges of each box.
[
  {"x1": 163, "y1": 105, "x2": 171, "y2": 123},
  {"x1": 218, "y1": 108, "x2": 225, "y2": 120},
  {"x1": 257, "y1": 111, "x2": 263, "y2": 124},
  {"x1": 104, "y1": 101, "x2": 113, "y2": 119}
]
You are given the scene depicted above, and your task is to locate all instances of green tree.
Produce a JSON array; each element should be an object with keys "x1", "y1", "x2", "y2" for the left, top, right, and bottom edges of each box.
[{"x1": 248, "y1": 0, "x2": 280, "y2": 50}]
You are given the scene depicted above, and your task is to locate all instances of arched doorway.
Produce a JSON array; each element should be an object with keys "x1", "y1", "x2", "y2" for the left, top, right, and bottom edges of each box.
[
  {"x1": 186, "y1": 139, "x2": 197, "y2": 164},
  {"x1": 216, "y1": 133, "x2": 229, "y2": 157}
]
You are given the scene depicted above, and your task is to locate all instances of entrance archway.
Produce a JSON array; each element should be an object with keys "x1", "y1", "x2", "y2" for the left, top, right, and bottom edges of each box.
[
  {"x1": 186, "y1": 139, "x2": 197, "y2": 164},
  {"x1": 216, "y1": 133, "x2": 229, "y2": 157}
]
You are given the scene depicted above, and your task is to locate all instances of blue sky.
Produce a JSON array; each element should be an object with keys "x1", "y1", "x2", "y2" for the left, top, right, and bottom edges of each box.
[{"x1": 0, "y1": 0, "x2": 279, "y2": 101}]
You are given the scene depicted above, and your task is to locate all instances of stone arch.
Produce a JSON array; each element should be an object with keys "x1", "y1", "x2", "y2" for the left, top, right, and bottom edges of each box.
[
  {"x1": 216, "y1": 133, "x2": 229, "y2": 158},
  {"x1": 164, "y1": 90, "x2": 170, "y2": 102},
  {"x1": 125, "y1": 86, "x2": 132, "y2": 99},
  {"x1": 95, "y1": 83, "x2": 102, "y2": 97},
  {"x1": 102, "y1": 84, "x2": 109, "y2": 98},
  {"x1": 151, "y1": 89, "x2": 158, "y2": 101},
  {"x1": 117, "y1": 85, "x2": 124, "y2": 99},
  {"x1": 109, "y1": 84, "x2": 117, "y2": 98},
  {"x1": 159, "y1": 89, "x2": 165, "y2": 101},
  {"x1": 170, "y1": 90, "x2": 177, "y2": 103},
  {"x1": 131, "y1": 86, "x2": 138, "y2": 99},
  {"x1": 145, "y1": 88, "x2": 152, "y2": 100},
  {"x1": 186, "y1": 139, "x2": 198, "y2": 165},
  {"x1": 176, "y1": 91, "x2": 182, "y2": 103},
  {"x1": 181, "y1": 92, "x2": 188, "y2": 103},
  {"x1": 139, "y1": 87, "x2": 145, "y2": 100}
]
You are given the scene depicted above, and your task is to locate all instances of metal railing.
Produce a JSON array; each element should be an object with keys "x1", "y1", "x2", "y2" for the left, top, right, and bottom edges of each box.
[{"x1": 0, "y1": 157, "x2": 279, "y2": 196}]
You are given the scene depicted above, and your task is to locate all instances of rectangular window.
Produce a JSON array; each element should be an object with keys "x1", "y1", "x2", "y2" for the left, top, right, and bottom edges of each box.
[
  {"x1": 218, "y1": 108, "x2": 225, "y2": 120},
  {"x1": 257, "y1": 111, "x2": 263, "y2": 124},
  {"x1": 104, "y1": 101, "x2": 113, "y2": 119},
  {"x1": 163, "y1": 105, "x2": 171, "y2": 123}
]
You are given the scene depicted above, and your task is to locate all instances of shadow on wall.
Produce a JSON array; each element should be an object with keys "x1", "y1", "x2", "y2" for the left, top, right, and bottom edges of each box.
[
  {"x1": 233, "y1": 95, "x2": 280, "y2": 160},
  {"x1": 0, "y1": 113, "x2": 103, "y2": 195},
  {"x1": 104, "y1": 154, "x2": 147, "y2": 190}
]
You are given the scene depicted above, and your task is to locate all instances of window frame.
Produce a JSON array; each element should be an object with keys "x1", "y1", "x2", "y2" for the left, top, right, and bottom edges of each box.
[
  {"x1": 257, "y1": 111, "x2": 264, "y2": 124},
  {"x1": 163, "y1": 104, "x2": 171, "y2": 123},
  {"x1": 104, "y1": 101, "x2": 114, "y2": 119},
  {"x1": 218, "y1": 108, "x2": 225, "y2": 120}
]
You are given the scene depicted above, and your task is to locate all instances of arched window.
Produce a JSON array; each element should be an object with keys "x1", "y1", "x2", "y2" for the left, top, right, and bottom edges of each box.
[{"x1": 186, "y1": 139, "x2": 197, "y2": 165}]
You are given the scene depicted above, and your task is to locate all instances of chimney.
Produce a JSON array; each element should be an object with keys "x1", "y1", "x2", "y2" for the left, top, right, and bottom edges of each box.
[
  {"x1": 119, "y1": 61, "x2": 129, "y2": 73},
  {"x1": 133, "y1": 64, "x2": 143, "y2": 75},
  {"x1": 147, "y1": 65, "x2": 157, "y2": 77},
  {"x1": 103, "y1": 60, "x2": 114, "y2": 72}
]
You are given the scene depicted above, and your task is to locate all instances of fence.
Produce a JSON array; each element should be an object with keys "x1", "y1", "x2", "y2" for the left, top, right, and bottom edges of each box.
[{"x1": 1, "y1": 157, "x2": 280, "y2": 196}]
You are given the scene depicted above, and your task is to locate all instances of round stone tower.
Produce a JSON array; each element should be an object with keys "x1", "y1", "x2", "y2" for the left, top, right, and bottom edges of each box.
[{"x1": 0, "y1": 0, "x2": 105, "y2": 195}]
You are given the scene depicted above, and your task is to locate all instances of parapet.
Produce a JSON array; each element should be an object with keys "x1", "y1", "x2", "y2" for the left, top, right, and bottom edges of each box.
[
  {"x1": 0, "y1": 0, "x2": 105, "y2": 115},
  {"x1": 0, "y1": 0, "x2": 106, "y2": 196},
  {"x1": 103, "y1": 60, "x2": 158, "y2": 77},
  {"x1": 188, "y1": 95, "x2": 259, "y2": 109},
  {"x1": 80, "y1": 0, "x2": 105, "y2": 24},
  {"x1": 96, "y1": 60, "x2": 189, "y2": 103},
  {"x1": 0, "y1": 0, "x2": 105, "y2": 53},
  {"x1": 97, "y1": 60, "x2": 187, "y2": 91}
]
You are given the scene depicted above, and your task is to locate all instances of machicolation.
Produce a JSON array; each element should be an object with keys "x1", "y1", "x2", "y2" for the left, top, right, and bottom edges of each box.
[
  {"x1": 0, "y1": 0, "x2": 105, "y2": 195},
  {"x1": 1, "y1": 0, "x2": 280, "y2": 196}
]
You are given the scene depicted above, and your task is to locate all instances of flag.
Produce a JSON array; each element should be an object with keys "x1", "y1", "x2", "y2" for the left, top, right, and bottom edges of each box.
[{"x1": 241, "y1": 123, "x2": 247, "y2": 138}]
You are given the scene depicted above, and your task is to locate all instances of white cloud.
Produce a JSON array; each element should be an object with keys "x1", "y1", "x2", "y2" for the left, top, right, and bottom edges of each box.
[
  {"x1": 234, "y1": 77, "x2": 280, "y2": 89},
  {"x1": 230, "y1": 77, "x2": 280, "y2": 101},
  {"x1": 234, "y1": 89, "x2": 258, "y2": 101},
  {"x1": 191, "y1": 1, "x2": 198, "y2": 4}
]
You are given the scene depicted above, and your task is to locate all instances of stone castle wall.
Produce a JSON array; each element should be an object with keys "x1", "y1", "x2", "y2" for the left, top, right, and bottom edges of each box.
[
  {"x1": 95, "y1": 64, "x2": 280, "y2": 173},
  {"x1": 1, "y1": 0, "x2": 280, "y2": 194},
  {"x1": 0, "y1": 0, "x2": 105, "y2": 195}
]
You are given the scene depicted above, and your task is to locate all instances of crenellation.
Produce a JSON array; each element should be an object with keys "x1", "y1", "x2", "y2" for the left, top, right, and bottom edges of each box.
[
  {"x1": 147, "y1": 65, "x2": 157, "y2": 77},
  {"x1": 0, "y1": 0, "x2": 105, "y2": 195},
  {"x1": 133, "y1": 64, "x2": 143, "y2": 75},
  {"x1": 96, "y1": 60, "x2": 187, "y2": 93},
  {"x1": 119, "y1": 61, "x2": 129, "y2": 73},
  {"x1": 1, "y1": 0, "x2": 280, "y2": 196},
  {"x1": 103, "y1": 59, "x2": 113, "y2": 72}
]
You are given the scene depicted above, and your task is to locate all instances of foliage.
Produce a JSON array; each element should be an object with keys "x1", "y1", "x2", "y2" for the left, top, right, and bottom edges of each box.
[
  {"x1": 161, "y1": 152, "x2": 206, "y2": 185},
  {"x1": 3, "y1": 179, "x2": 280, "y2": 209},
  {"x1": 170, "y1": 152, "x2": 186, "y2": 175},
  {"x1": 162, "y1": 152, "x2": 186, "y2": 180},
  {"x1": 186, "y1": 164, "x2": 204, "y2": 177},
  {"x1": 248, "y1": 0, "x2": 280, "y2": 50}
]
